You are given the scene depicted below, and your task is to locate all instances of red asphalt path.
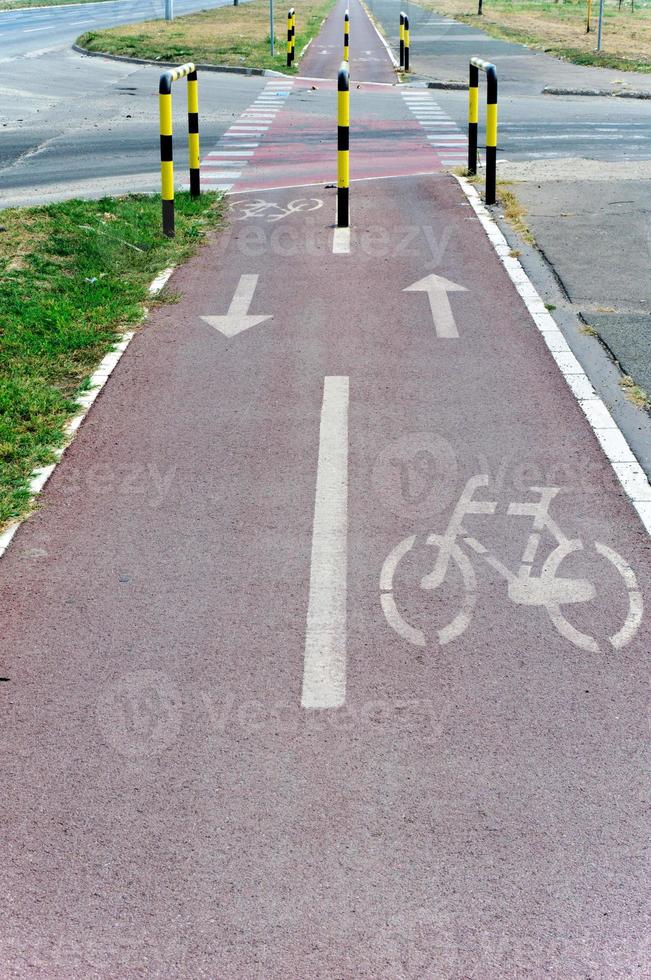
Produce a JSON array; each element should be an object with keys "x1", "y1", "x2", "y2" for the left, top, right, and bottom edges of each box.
[
  {"x1": 0, "y1": 6, "x2": 649, "y2": 978},
  {"x1": 199, "y1": 0, "x2": 468, "y2": 195}
]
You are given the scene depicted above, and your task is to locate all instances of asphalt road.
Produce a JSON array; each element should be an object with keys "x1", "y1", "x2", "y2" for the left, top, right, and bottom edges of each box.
[
  {"x1": 366, "y1": 0, "x2": 651, "y2": 165},
  {"x1": 2, "y1": 0, "x2": 651, "y2": 204},
  {"x1": 0, "y1": 0, "x2": 241, "y2": 59},
  {"x1": 0, "y1": 0, "x2": 261, "y2": 206},
  {"x1": 1, "y1": 2, "x2": 649, "y2": 974},
  {"x1": 0, "y1": 52, "x2": 267, "y2": 206}
]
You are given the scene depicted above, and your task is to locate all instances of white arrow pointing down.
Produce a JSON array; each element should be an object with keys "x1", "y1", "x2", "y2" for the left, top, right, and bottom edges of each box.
[
  {"x1": 403, "y1": 273, "x2": 467, "y2": 339},
  {"x1": 201, "y1": 274, "x2": 273, "y2": 338}
]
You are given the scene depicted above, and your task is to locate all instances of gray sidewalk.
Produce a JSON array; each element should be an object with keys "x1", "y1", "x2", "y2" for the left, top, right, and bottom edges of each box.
[
  {"x1": 499, "y1": 160, "x2": 651, "y2": 404},
  {"x1": 367, "y1": 0, "x2": 651, "y2": 96}
]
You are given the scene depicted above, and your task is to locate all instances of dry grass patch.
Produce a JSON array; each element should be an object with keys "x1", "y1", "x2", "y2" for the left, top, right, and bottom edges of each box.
[
  {"x1": 496, "y1": 183, "x2": 535, "y2": 243},
  {"x1": 416, "y1": 0, "x2": 651, "y2": 72},
  {"x1": 620, "y1": 374, "x2": 650, "y2": 409},
  {"x1": 79, "y1": 0, "x2": 336, "y2": 72}
]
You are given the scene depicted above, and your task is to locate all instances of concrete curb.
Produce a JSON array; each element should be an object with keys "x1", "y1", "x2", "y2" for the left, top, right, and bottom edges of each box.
[
  {"x1": 543, "y1": 85, "x2": 651, "y2": 99},
  {"x1": 72, "y1": 42, "x2": 289, "y2": 76},
  {"x1": 407, "y1": 79, "x2": 651, "y2": 99},
  {"x1": 427, "y1": 80, "x2": 466, "y2": 91}
]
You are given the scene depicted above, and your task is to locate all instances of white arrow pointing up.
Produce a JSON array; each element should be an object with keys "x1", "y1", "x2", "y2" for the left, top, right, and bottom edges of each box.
[
  {"x1": 403, "y1": 273, "x2": 467, "y2": 339},
  {"x1": 201, "y1": 274, "x2": 272, "y2": 338}
]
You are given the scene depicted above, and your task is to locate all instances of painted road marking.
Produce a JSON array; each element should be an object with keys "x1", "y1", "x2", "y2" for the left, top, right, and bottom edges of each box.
[
  {"x1": 332, "y1": 226, "x2": 351, "y2": 254},
  {"x1": 203, "y1": 159, "x2": 248, "y2": 166},
  {"x1": 381, "y1": 475, "x2": 643, "y2": 652},
  {"x1": 402, "y1": 92, "x2": 467, "y2": 167},
  {"x1": 200, "y1": 274, "x2": 272, "y2": 338},
  {"x1": 302, "y1": 376, "x2": 349, "y2": 710},
  {"x1": 198, "y1": 170, "x2": 242, "y2": 178},
  {"x1": 404, "y1": 273, "x2": 467, "y2": 339}
]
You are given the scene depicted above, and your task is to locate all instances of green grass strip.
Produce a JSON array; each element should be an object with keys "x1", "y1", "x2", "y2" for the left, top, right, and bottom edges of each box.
[
  {"x1": 0, "y1": 191, "x2": 226, "y2": 531},
  {"x1": 77, "y1": 0, "x2": 336, "y2": 73}
]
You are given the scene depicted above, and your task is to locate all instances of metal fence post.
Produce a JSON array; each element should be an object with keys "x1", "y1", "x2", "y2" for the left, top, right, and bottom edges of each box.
[
  {"x1": 270, "y1": 0, "x2": 275, "y2": 57},
  {"x1": 337, "y1": 61, "x2": 350, "y2": 228}
]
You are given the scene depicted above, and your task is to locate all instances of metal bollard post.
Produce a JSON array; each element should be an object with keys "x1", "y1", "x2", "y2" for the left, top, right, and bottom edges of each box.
[
  {"x1": 404, "y1": 14, "x2": 410, "y2": 72},
  {"x1": 344, "y1": 8, "x2": 349, "y2": 61},
  {"x1": 158, "y1": 63, "x2": 200, "y2": 238},
  {"x1": 291, "y1": 8, "x2": 296, "y2": 63},
  {"x1": 187, "y1": 68, "x2": 200, "y2": 198},
  {"x1": 468, "y1": 61, "x2": 479, "y2": 175},
  {"x1": 468, "y1": 58, "x2": 498, "y2": 206},
  {"x1": 485, "y1": 65, "x2": 498, "y2": 205},
  {"x1": 287, "y1": 8, "x2": 292, "y2": 66},
  {"x1": 337, "y1": 61, "x2": 350, "y2": 228},
  {"x1": 399, "y1": 11, "x2": 405, "y2": 69},
  {"x1": 159, "y1": 75, "x2": 175, "y2": 237}
]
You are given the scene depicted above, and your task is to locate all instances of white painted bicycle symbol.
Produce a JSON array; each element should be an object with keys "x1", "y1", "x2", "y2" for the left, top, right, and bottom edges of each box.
[
  {"x1": 231, "y1": 198, "x2": 323, "y2": 222},
  {"x1": 381, "y1": 475, "x2": 643, "y2": 652}
]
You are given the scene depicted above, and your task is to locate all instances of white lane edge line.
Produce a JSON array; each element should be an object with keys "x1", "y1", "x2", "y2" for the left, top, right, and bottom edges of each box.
[
  {"x1": 302, "y1": 376, "x2": 349, "y2": 710},
  {"x1": 454, "y1": 174, "x2": 651, "y2": 535},
  {"x1": 0, "y1": 266, "x2": 176, "y2": 560},
  {"x1": 358, "y1": 0, "x2": 399, "y2": 68},
  {"x1": 225, "y1": 170, "x2": 445, "y2": 195}
]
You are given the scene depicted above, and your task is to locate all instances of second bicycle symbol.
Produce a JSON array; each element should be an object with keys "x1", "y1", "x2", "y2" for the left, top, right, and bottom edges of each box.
[{"x1": 380, "y1": 475, "x2": 643, "y2": 653}]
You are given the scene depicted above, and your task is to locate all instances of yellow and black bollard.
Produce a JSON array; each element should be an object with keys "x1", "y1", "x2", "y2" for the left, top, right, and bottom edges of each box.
[
  {"x1": 403, "y1": 14, "x2": 410, "y2": 72},
  {"x1": 468, "y1": 57, "x2": 498, "y2": 205},
  {"x1": 399, "y1": 11, "x2": 405, "y2": 70},
  {"x1": 337, "y1": 60, "x2": 350, "y2": 228},
  {"x1": 159, "y1": 63, "x2": 201, "y2": 238},
  {"x1": 188, "y1": 68, "x2": 200, "y2": 197},
  {"x1": 291, "y1": 8, "x2": 296, "y2": 62},
  {"x1": 344, "y1": 8, "x2": 349, "y2": 61},
  {"x1": 468, "y1": 63, "x2": 478, "y2": 176},
  {"x1": 287, "y1": 8, "x2": 293, "y2": 66}
]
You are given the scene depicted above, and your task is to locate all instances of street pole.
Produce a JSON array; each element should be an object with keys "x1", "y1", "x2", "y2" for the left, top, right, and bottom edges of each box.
[
  {"x1": 270, "y1": 0, "x2": 275, "y2": 56},
  {"x1": 165, "y1": 0, "x2": 173, "y2": 19},
  {"x1": 596, "y1": 0, "x2": 604, "y2": 49}
]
